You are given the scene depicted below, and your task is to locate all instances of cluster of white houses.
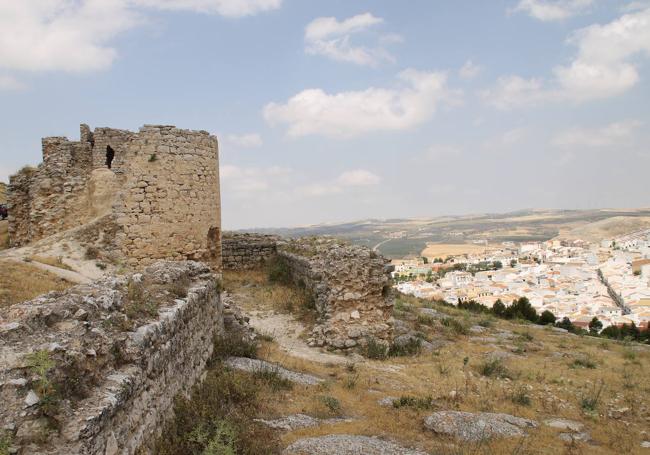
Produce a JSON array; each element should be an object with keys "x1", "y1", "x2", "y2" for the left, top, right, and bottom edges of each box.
[{"x1": 394, "y1": 229, "x2": 650, "y2": 330}]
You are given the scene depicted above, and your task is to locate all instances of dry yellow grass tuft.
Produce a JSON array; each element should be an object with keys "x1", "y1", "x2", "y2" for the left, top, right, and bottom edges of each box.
[
  {"x1": 0, "y1": 221, "x2": 8, "y2": 250},
  {"x1": 27, "y1": 255, "x2": 74, "y2": 271},
  {"x1": 0, "y1": 260, "x2": 72, "y2": 308}
]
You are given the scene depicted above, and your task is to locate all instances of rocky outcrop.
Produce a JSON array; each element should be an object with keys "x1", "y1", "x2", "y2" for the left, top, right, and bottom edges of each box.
[
  {"x1": 423, "y1": 411, "x2": 538, "y2": 441},
  {"x1": 224, "y1": 357, "x2": 323, "y2": 386},
  {"x1": 0, "y1": 261, "x2": 223, "y2": 455},
  {"x1": 277, "y1": 238, "x2": 394, "y2": 351},
  {"x1": 283, "y1": 434, "x2": 428, "y2": 455},
  {"x1": 222, "y1": 232, "x2": 279, "y2": 270}
]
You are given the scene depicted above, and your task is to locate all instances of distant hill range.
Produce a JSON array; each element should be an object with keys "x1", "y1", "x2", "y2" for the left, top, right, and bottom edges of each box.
[{"x1": 245, "y1": 208, "x2": 650, "y2": 259}]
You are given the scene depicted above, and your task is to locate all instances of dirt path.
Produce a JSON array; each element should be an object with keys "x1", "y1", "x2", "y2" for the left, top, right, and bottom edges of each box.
[{"x1": 230, "y1": 290, "x2": 349, "y2": 365}]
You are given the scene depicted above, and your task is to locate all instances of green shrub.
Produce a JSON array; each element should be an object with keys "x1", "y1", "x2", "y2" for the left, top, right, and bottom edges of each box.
[
  {"x1": 0, "y1": 432, "x2": 12, "y2": 455},
  {"x1": 580, "y1": 381, "x2": 605, "y2": 412},
  {"x1": 156, "y1": 368, "x2": 281, "y2": 455},
  {"x1": 509, "y1": 386, "x2": 532, "y2": 406},
  {"x1": 318, "y1": 395, "x2": 342, "y2": 416},
  {"x1": 364, "y1": 337, "x2": 388, "y2": 360},
  {"x1": 441, "y1": 317, "x2": 468, "y2": 336},
  {"x1": 388, "y1": 337, "x2": 422, "y2": 357},
  {"x1": 267, "y1": 256, "x2": 291, "y2": 285},
  {"x1": 477, "y1": 358, "x2": 512, "y2": 379},
  {"x1": 252, "y1": 368, "x2": 293, "y2": 392},
  {"x1": 392, "y1": 395, "x2": 436, "y2": 410},
  {"x1": 571, "y1": 356, "x2": 597, "y2": 369}
]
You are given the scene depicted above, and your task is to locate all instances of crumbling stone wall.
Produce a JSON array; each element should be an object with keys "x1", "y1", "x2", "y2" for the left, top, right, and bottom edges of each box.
[
  {"x1": 222, "y1": 232, "x2": 279, "y2": 270},
  {"x1": 277, "y1": 238, "x2": 394, "y2": 351},
  {"x1": 7, "y1": 124, "x2": 222, "y2": 271},
  {"x1": 0, "y1": 261, "x2": 222, "y2": 455}
]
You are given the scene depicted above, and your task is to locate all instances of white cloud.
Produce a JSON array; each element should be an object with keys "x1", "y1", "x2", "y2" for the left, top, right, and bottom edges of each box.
[
  {"x1": 552, "y1": 120, "x2": 642, "y2": 147},
  {"x1": 0, "y1": 0, "x2": 280, "y2": 84},
  {"x1": 459, "y1": 60, "x2": 482, "y2": 80},
  {"x1": 264, "y1": 69, "x2": 457, "y2": 138},
  {"x1": 484, "y1": 6, "x2": 650, "y2": 108},
  {"x1": 302, "y1": 169, "x2": 381, "y2": 196},
  {"x1": 304, "y1": 13, "x2": 398, "y2": 66},
  {"x1": 220, "y1": 164, "x2": 291, "y2": 195},
  {"x1": 225, "y1": 133, "x2": 263, "y2": 148},
  {"x1": 512, "y1": 0, "x2": 594, "y2": 21},
  {"x1": 337, "y1": 169, "x2": 381, "y2": 186},
  {"x1": 0, "y1": 0, "x2": 139, "y2": 74},
  {"x1": 132, "y1": 0, "x2": 282, "y2": 17}
]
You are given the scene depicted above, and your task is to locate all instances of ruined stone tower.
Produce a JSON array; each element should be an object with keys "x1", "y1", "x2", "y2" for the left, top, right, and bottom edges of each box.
[{"x1": 7, "y1": 124, "x2": 222, "y2": 270}]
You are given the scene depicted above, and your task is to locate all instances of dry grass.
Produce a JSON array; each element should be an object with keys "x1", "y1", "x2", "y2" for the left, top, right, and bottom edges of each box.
[
  {"x1": 421, "y1": 243, "x2": 492, "y2": 260},
  {"x1": 0, "y1": 221, "x2": 8, "y2": 250},
  {"x1": 227, "y1": 275, "x2": 650, "y2": 455},
  {"x1": 27, "y1": 255, "x2": 73, "y2": 271},
  {"x1": 224, "y1": 270, "x2": 316, "y2": 326},
  {"x1": 0, "y1": 260, "x2": 72, "y2": 308}
]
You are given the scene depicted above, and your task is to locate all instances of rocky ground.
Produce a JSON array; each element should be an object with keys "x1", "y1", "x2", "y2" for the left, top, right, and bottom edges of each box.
[{"x1": 223, "y1": 269, "x2": 650, "y2": 455}]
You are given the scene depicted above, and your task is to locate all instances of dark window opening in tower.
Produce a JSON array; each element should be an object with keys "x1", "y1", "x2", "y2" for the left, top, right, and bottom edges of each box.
[{"x1": 106, "y1": 145, "x2": 115, "y2": 169}]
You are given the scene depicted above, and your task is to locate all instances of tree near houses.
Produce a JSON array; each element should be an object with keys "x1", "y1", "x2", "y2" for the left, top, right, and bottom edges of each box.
[
  {"x1": 589, "y1": 317, "x2": 603, "y2": 335},
  {"x1": 539, "y1": 310, "x2": 557, "y2": 325}
]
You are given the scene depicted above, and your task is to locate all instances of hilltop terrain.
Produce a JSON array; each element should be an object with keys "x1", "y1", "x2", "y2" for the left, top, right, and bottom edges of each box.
[{"x1": 250, "y1": 209, "x2": 650, "y2": 258}]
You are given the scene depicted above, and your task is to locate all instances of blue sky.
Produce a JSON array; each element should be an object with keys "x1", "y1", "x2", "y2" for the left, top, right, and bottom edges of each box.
[{"x1": 1, "y1": 0, "x2": 649, "y2": 229}]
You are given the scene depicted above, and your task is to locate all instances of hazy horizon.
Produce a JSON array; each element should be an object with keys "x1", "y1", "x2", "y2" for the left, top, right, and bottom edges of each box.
[{"x1": 1, "y1": 0, "x2": 649, "y2": 229}]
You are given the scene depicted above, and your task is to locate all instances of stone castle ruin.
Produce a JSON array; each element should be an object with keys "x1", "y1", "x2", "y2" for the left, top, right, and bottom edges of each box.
[
  {"x1": 1, "y1": 124, "x2": 395, "y2": 455},
  {"x1": 7, "y1": 124, "x2": 222, "y2": 269}
]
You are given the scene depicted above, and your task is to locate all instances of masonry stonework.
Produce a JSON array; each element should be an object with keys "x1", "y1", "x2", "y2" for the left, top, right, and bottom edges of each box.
[
  {"x1": 7, "y1": 124, "x2": 222, "y2": 270},
  {"x1": 222, "y1": 232, "x2": 279, "y2": 270},
  {"x1": 0, "y1": 261, "x2": 223, "y2": 455},
  {"x1": 278, "y1": 239, "x2": 395, "y2": 351}
]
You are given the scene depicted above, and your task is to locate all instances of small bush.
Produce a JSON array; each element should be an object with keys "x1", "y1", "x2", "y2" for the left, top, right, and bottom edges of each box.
[
  {"x1": 267, "y1": 256, "x2": 291, "y2": 285},
  {"x1": 84, "y1": 246, "x2": 100, "y2": 260},
  {"x1": 388, "y1": 337, "x2": 422, "y2": 357},
  {"x1": 252, "y1": 368, "x2": 293, "y2": 392},
  {"x1": 155, "y1": 368, "x2": 282, "y2": 455},
  {"x1": 0, "y1": 432, "x2": 13, "y2": 455},
  {"x1": 364, "y1": 337, "x2": 388, "y2": 360},
  {"x1": 571, "y1": 356, "x2": 597, "y2": 369},
  {"x1": 580, "y1": 381, "x2": 605, "y2": 412},
  {"x1": 26, "y1": 350, "x2": 60, "y2": 415},
  {"x1": 124, "y1": 279, "x2": 157, "y2": 320},
  {"x1": 168, "y1": 275, "x2": 190, "y2": 299},
  {"x1": 622, "y1": 349, "x2": 636, "y2": 361},
  {"x1": 509, "y1": 386, "x2": 532, "y2": 406},
  {"x1": 441, "y1": 317, "x2": 468, "y2": 336},
  {"x1": 477, "y1": 358, "x2": 512, "y2": 379},
  {"x1": 344, "y1": 373, "x2": 359, "y2": 390},
  {"x1": 96, "y1": 262, "x2": 107, "y2": 270},
  {"x1": 318, "y1": 395, "x2": 342, "y2": 416},
  {"x1": 417, "y1": 314, "x2": 436, "y2": 326},
  {"x1": 392, "y1": 395, "x2": 436, "y2": 410}
]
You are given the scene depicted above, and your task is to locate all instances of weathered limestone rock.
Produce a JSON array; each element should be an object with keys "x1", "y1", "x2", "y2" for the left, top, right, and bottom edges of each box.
[
  {"x1": 424, "y1": 411, "x2": 538, "y2": 441},
  {"x1": 224, "y1": 357, "x2": 323, "y2": 386},
  {"x1": 283, "y1": 434, "x2": 428, "y2": 455},
  {"x1": 0, "y1": 261, "x2": 223, "y2": 455},
  {"x1": 7, "y1": 124, "x2": 222, "y2": 271}
]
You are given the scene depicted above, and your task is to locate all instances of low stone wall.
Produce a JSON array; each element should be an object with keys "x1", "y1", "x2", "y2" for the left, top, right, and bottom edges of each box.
[
  {"x1": 0, "y1": 261, "x2": 222, "y2": 455},
  {"x1": 222, "y1": 232, "x2": 279, "y2": 270},
  {"x1": 277, "y1": 238, "x2": 394, "y2": 351}
]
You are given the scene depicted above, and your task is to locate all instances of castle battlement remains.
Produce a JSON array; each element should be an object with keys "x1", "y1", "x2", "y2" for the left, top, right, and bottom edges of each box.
[{"x1": 7, "y1": 124, "x2": 222, "y2": 270}]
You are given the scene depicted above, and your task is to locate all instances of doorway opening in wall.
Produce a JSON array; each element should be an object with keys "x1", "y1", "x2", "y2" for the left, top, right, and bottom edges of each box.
[{"x1": 106, "y1": 146, "x2": 115, "y2": 169}]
